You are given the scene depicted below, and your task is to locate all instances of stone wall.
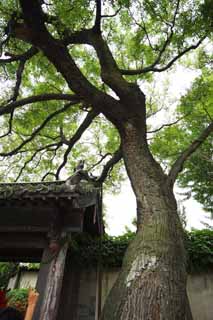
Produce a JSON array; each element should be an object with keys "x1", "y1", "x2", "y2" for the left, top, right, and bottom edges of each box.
[
  {"x1": 101, "y1": 269, "x2": 213, "y2": 320},
  {"x1": 187, "y1": 272, "x2": 213, "y2": 320},
  {"x1": 9, "y1": 268, "x2": 213, "y2": 320}
]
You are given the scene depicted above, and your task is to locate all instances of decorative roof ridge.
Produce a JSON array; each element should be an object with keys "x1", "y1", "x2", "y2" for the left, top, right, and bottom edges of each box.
[{"x1": 0, "y1": 180, "x2": 65, "y2": 186}]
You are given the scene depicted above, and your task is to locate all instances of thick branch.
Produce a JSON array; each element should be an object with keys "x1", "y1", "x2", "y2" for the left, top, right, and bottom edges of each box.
[
  {"x1": 64, "y1": 27, "x2": 131, "y2": 100},
  {"x1": 0, "y1": 47, "x2": 38, "y2": 64},
  {"x1": 13, "y1": 0, "x2": 128, "y2": 123},
  {"x1": 167, "y1": 122, "x2": 213, "y2": 186},
  {"x1": 0, "y1": 93, "x2": 80, "y2": 116},
  {"x1": 89, "y1": 32, "x2": 132, "y2": 99},
  {"x1": 18, "y1": 0, "x2": 104, "y2": 104},
  {"x1": 93, "y1": 0, "x2": 102, "y2": 33}
]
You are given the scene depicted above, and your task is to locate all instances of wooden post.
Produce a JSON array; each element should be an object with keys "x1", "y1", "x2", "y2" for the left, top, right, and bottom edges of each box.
[
  {"x1": 32, "y1": 204, "x2": 67, "y2": 320},
  {"x1": 32, "y1": 242, "x2": 68, "y2": 320},
  {"x1": 40, "y1": 242, "x2": 68, "y2": 320}
]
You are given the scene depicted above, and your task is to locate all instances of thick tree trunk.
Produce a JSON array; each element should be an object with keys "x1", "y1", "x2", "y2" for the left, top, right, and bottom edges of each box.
[{"x1": 101, "y1": 120, "x2": 193, "y2": 320}]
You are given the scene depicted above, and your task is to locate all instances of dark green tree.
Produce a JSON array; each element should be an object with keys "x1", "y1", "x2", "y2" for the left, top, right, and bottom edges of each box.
[{"x1": 0, "y1": 1, "x2": 212, "y2": 319}]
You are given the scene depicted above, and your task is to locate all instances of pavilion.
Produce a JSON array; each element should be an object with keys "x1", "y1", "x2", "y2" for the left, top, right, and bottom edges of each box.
[{"x1": 0, "y1": 175, "x2": 103, "y2": 320}]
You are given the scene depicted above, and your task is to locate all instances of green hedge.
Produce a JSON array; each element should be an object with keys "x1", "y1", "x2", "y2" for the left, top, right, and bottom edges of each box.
[
  {"x1": 69, "y1": 229, "x2": 213, "y2": 272},
  {"x1": 69, "y1": 231, "x2": 135, "y2": 268},
  {"x1": 0, "y1": 230, "x2": 212, "y2": 288},
  {"x1": 186, "y1": 229, "x2": 213, "y2": 272}
]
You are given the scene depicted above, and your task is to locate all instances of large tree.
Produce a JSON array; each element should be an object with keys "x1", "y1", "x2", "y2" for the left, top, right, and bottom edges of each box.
[{"x1": 0, "y1": 1, "x2": 212, "y2": 319}]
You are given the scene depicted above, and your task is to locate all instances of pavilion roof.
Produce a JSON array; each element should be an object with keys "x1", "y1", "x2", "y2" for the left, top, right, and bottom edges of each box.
[{"x1": 0, "y1": 180, "x2": 99, "y2": 208}]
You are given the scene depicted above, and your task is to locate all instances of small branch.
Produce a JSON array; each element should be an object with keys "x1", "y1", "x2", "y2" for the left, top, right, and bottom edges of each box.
[
  {"x1": 42, "y1": 171, "x2": 57, "y2": 181},
  {"x1": 147, "y1": 105, "x2": 164, "y2": 119},
  {"x1": 0, "y1": 111, "x2": 14, "y2": 138},
  {"x1": 0, "y1": 102, "x2": 76, "y2": 157},
  {"x1": 0, "y1": 93, "x2": 80, "y2": 116},
  {"x1": 88, "y1": 152, "x2": 112, "y2": 171},
  {"x1": 120, "y1": 37, "x2": 206, "y2": 75},
  {"x1": 11, "y1": 59, "x2": 26, "y2": 102},
  {"x1": 14, "y1": 148, "x2": 41, "y2": 181},
  {"x1": 147, "y1": 113, "x2": 189, "y2": 134},
  {"x1": 1, "y1": 47, "x2": 38, "y2": 103},
  {"x1": 202, "y1": 105, "x2": 213, "y2": 121},
  {"x1": 167, "y1": 122, "x2": 213, "y2": 186},
  {"x1": 101, "y1": 6, "x2": 122, "y2": 19},
  {"x1": 55, "y1": 110, "x2": 99, "y2": 179},
  {"x1": 95, "y1": 145, "x2": 123, "y2": 185}
]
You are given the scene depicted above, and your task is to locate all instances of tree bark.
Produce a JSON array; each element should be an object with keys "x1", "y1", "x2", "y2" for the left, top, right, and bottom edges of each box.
[{"x1": 101, "y1": 118, "x2": 193, "y2": 320}]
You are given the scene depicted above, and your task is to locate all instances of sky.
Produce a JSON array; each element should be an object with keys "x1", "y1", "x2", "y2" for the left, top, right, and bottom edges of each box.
[{"x1": 105, "y1": 178, "x2": 213, "y2": 236}]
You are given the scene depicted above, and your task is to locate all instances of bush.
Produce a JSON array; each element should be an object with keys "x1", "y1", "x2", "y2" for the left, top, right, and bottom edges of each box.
[
  {"x1": 0, "y1": 263, "x2": 18, "y2": 290},
  {"x1": 6, "y1": 288, "x2": 28, "y2": 314}
]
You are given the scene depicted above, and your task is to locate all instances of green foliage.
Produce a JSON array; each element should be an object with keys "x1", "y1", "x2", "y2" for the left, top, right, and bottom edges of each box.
[
  {"x1": 151, "y1": 70, "x2": 213, "y2": 213},
  {"x1": 69, "y1": 231, "x2": 135, "y2": 268},
  {"x1": 68, "y1": 230, "x2": 213, "y2": 271},
  {"x1": 1, "y1": 231, "x2": 212, "y2": 281},
  {"x1": 0, "y1": 0, "x2": 210, "y2": 185},
  {"x1": 186, "y1": 229, "x2": 213, "y2": 272},
  {"x1": 6, "y1": 288, "x2": 28, "y2": 313},
  {"x1": 6, "y1": 288, "x2": 28, "y2": 304},
  {"x1": 0, "y1": 262, "x2": 18, "y2": 289}
]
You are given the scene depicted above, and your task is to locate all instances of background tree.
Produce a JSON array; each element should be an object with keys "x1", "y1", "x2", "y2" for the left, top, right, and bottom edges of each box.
[
  {"x1": 0, "y1": 1, "x2": 212, "y2": 319},
  {"x1": 151, "y1": 69, "x2": 213, "y2": 215}
]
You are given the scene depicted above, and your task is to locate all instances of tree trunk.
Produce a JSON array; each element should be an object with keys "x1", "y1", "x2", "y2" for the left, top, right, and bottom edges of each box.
[{"x1": 101, "y1": 120, "x2": 193, "y2": 320}]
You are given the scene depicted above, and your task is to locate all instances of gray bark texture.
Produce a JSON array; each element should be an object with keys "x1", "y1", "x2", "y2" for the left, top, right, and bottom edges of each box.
[{"x1": 101, "y1": 121, "x2": 193, "y2": 320}]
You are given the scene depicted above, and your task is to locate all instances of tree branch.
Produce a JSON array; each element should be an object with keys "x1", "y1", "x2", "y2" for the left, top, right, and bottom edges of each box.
[
  {"x1": 95, "y1": 145, "x2": 123, "y2": 185},
  {"x1": 0, "y1": 47, "x2": 38, "y2": 64},
  {"x1": 17, "y1": 0, "x2": 105, "y2": 105},
  {"x1": 147, "y1": 113, "x2": 189, "y2": 134},
  {"x1": 0, "y1": 93, "x2": 80, "y2": 116},
  {"x1": 93, "y1": 0, "x2": 102, "y2": 33},
  {"x1": 0, "y1": 102, "x2": 77, "y2": 157},
  {"x1": 121, "y1": 37, "x2": 206, "y2": 75},
  {"x1": 0, "y1": 111, "x2": 14, "y2": 138},
  {"x1": 10, "y1": 59, "x2": 25, "y2": 102},
  {"x1": 13, "y1": 1, "x2": 128, "y2": 123},
  {"x1": 55, "y1": 110, "x2": 99, "y2": 179},
  {"x1": 167, "y1": 122, "x2": 213, "y2": 186},
  {"x1": 64, "y1": 27, "x2": 131, "y2": 100}
]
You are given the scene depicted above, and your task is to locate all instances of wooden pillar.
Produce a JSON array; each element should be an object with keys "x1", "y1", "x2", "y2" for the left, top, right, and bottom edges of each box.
[
  {"x1": 32, "y1": 242, "x2": 68, "y2": 320},
  {"x1": 32, "y1": 204, "x2": 67, "y2": 320}
]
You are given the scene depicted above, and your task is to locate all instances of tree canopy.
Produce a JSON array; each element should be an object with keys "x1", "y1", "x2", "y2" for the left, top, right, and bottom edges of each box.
[{"x1": 0, "y1": 0, "x2": 212, "y2": 187}]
